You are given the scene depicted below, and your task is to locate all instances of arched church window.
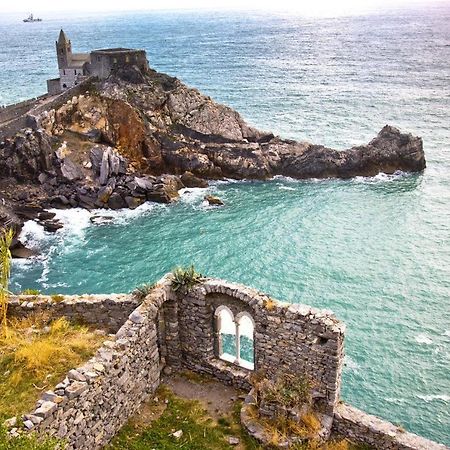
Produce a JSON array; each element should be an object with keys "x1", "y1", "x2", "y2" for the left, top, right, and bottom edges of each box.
[
  {"x1": 214, "y1": 307, "x2": 255, "y2": 370},
  {"x1": 236, "y1": 313, "x2": 255, "y2": 370},
  {"x1": 214, "y1": 306, "x2": 236, "y2": 363}
]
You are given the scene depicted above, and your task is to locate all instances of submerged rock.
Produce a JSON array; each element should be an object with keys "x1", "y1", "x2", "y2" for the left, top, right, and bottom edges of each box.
[
  {"x1": 204, "y1": 195, "x2": 224, "y2": 206},
  {"x1": 90, "y1": 215, "x2": 114, "y2": 225},
  {"x1": 181, "y1": 171, "x2": 208, "y2": 188}
]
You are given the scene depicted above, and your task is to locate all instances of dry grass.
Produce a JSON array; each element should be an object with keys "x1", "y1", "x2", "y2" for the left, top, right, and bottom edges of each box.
[
  {"x1": 260, "y1": 412, "x2": 320, "y2": 444},
  {"x1": 0, "y1": 315, "x2": 105, "y2": 420},
  {"x1": 292, "y1": 439, "x2": 351, "y2": 450},
  {"x1": 301, "y1": 412, "x2": 322, "y2": 434},
  {"x1": 0, "y1": 228, "x2": 14, "y2": 334},
  {"x1": 264, "y1": 298, "x2": 277, "y2": 311}
]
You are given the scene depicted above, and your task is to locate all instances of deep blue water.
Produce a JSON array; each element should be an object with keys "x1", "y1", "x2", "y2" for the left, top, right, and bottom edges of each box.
[{"x1": 1, "y1": 5, "x2": 449, "y2": 445}]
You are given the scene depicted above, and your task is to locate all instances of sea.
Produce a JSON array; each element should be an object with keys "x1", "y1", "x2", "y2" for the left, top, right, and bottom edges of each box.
[{"x1": 0, "y1": 4, "x2": 449, "y2": 445}]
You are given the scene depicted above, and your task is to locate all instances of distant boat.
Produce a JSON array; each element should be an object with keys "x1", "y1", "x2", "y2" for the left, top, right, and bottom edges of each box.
[{"x1": 23, "y1": 13, "x2": 42, "y2": 23}]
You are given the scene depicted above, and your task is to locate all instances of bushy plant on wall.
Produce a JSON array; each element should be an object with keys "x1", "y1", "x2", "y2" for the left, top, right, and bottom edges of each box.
[{"x1": 171, "y1": 265, "x2": 204, "y2": 294}]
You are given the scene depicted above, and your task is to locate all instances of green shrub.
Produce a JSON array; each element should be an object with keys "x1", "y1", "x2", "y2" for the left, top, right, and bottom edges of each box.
[
  {"x1": 257, "y1": 373, "x2": 313, "y2": 410},
  {"x1": 21, "y1": 289, "x2": 40, "y2": 296},
  {"x1": 131, "y1": 283, "x2": 156, "y2": 301},
  {"x1": 50, "y1": 295, "x2": 64, "y2": 303},
  {"x1": 171, "y1": 265, "x2": 204, "y2": 293}
]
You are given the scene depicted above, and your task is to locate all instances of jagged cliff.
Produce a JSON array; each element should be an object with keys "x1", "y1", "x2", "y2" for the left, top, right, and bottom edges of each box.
[{"x1": 0, "y1": 65, "x2": 426, "y2": 255}]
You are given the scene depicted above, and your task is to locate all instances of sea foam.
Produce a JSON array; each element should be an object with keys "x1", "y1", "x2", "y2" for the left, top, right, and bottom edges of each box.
[{"x1": 415, "y1": 334, "x2": 433, "y2": 345}]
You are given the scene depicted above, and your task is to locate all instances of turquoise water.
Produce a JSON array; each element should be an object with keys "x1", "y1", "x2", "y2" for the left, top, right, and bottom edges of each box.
[
  {"x1": 222, "y1": 333, "x2": 254, "y2": 364},
  {"x1": 1, "y1": 5, "x2": 449, "y2": 445}
]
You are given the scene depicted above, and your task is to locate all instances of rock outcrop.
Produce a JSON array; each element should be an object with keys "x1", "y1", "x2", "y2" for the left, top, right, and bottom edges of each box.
[{"x1": 0, "y1": 65, "x2": 426, "y2": 255}]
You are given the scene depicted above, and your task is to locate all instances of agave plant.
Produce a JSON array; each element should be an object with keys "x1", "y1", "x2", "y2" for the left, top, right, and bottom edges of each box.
[
  {"x1": 171, "y1": 265, "x2": 204, "y2": 293},
  {"x1": 0, "y1": 228, "x2": 14, "y2": 333}
]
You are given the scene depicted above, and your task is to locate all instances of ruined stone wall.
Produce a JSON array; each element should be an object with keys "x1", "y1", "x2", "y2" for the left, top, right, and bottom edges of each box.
[
  {"x1": 10, "y1": 277, "x2": 447, "y2": 450},
  {"x1": 7, "y1": 293, "x2": 139, "y2": 333},
  {"x1": 19, "y1": 284, "x2": 169, "y2": 450},
  {"x1": 176, "y1": 279, "x2": 345, "y2": 414},
  {"x1": 89, "y1": 49, "x2": 148, "y2": 79},
  {"x1": 0, "y1": 79, "x2": 94, "y2": 141},
  {"x1": 0, "y1": 95, "x2": 48, "y2": 124},
  {"x1": 332, "y1": 403, "x2": 449, "y2": 450}
]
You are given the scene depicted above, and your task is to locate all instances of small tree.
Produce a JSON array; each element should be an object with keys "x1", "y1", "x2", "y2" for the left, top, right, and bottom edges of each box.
[{"x1": 0, "y1": 228, "x2": 14, "y2": 334}]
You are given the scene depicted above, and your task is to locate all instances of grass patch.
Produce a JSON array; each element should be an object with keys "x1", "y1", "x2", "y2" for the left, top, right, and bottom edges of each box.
[
  {"x1": 0, "y1": 315, "x2": 105, "y2": 421},
  {"x1": 20, "y1": 289, "x2": 41, "y2": 296},
  {"x1": 107, "y1": 383, "x2": 369, "y2": 450},
  {"x1": 292, "y1": 440, "x2": 371, "y2": 450},
  {"x1": 108, "y1": 385, "x2": 261, "y2": 450},
  {"x1": 0, "y1": 426, "x2": 59, "y2": 450},
  {"x1": 50, "y1": 295, "x2": 64, "y2": 303}
]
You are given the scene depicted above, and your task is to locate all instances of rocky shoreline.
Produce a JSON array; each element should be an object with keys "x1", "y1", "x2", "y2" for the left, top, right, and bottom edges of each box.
[{"x1": 0, "y1": 66, "x2": 426, "y2": 257}]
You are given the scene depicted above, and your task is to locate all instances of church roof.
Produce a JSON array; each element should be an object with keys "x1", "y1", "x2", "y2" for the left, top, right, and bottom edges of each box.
[
  {"x1": 67, "y1": 53, "x2": 90, "y2": 68},
  {"x1": 58, "y1": 29, "x2": 69, "y2": 46}
]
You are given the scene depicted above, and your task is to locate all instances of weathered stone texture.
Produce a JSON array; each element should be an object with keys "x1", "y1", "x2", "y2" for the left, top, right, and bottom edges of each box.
[
  {"x1": 9, "y1": 277, "x2": 448, "y2": 450},
  {"x1": 332, "y1": 403, "x2": 449, "y2": 450},
  {"x1": 19, "y1": 285, "x2": 167, "y2": 449},
  {"x1": 7, "y1": 293, "x2": 139, "y2": 333},
  {"x1": 177, "y1": 280, "x2": 345, "y2": 414}
]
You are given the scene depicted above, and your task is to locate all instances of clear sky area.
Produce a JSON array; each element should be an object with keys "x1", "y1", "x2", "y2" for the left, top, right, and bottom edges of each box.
[{"x1": 2, "y1": 0, "x2": 450, "y2": 15}]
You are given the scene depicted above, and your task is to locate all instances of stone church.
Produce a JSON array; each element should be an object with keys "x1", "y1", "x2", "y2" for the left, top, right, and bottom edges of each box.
[{"x1": 47, "y1": 30, "x2": 149, "y2": 95}]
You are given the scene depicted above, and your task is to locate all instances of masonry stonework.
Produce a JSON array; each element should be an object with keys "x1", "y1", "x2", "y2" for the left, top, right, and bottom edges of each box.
[{"x1": 6, "y1": 276, "x2": 449, "y2": 450}]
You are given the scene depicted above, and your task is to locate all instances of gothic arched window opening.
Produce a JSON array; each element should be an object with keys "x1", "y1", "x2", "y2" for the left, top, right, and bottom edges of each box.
[{"x1": 214, "y1": 307, "x2": 254, "y2": 370}]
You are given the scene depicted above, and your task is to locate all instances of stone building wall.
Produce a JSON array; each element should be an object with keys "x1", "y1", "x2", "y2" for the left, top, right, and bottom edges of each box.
[
  {"x1": 8, "y1": 276, "x2": 448, "y2": 450},
  {"x1": 0, "y1": 79, "x2": 94, "y2": 141},
  {"x1": 88, "y1": 49, "x2": 148, "y2": 80},
  {"x1": 332, "y1": 403, "x2": 449, "y2": 450},
  {"x1": 7, "y1": 293, "x2": 139, "y2": 333},
  {"x1": 0, "y1": 95, "x2": 48, "y2": 124},
  {"x1": 17, "y1": 284, "x2": 169, "y2": 450},
  {"x1": 177, "y1": 279, "x2": 345, "y2": 414}
]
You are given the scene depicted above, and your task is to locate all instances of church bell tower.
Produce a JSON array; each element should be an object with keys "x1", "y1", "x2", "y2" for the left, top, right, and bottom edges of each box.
[{"x1": 56, "y1": 29, "x2": 72, "y2": 70}]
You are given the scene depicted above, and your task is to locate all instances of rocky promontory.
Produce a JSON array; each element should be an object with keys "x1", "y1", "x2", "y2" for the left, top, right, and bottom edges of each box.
[{"x1": 0, "y1": 65, "x2": 426, "y2": 255}]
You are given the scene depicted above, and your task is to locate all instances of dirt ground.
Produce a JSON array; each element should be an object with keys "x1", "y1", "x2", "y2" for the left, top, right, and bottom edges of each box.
[{"x1": 163, "y1": 372, "x2": 245, "y2": 419}]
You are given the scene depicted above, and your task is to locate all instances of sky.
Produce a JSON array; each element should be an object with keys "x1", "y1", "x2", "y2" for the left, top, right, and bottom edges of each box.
[{"x1": 1, "y1": 0, "x2": 449, "y2": 14}]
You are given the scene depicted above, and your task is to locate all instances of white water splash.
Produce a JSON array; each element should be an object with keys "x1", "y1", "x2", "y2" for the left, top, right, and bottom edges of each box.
[
  {"x1": 344, "y1": 355, "x2": 360, "y2": 372},
  {"x1": 179, "y1": 187, "x2": 209, "y2": 204},
  {"x1": 417, "y1": 394, "x2": 450, "y2": 403},
  {"x1": 352, "y1": 170, "x2": 408, "y2": 184},
  {"x1": 20, "y1": 220, "x2": 48, "y2": 249},
  {"x1": 278, "y1": 185, "x2": 296, "y2": 191},
  {"x1": 415, "y1": 333, "x2": 433, "y2": 345}
]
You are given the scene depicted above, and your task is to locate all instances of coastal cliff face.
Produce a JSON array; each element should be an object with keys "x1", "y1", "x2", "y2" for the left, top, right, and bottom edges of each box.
[{"x1": 0, "y1": 65, "x2": 426, "y2": 253}]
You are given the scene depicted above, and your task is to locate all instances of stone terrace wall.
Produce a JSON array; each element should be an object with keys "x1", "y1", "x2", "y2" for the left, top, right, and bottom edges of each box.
[
  {"x1": 21, "y1": 283, "x2": 169, "y2": 450},
  {"x1": 13, "y1": 277, "x2": 447, "y2": 450},
  {"x1": 176, "y1": 279, "x2": 345, "y2": 414},
  {"x1": 333, "y1": 403, "x2": 449, "y2": 450},
  {"x1": 8, "y1": 293, "x2": 139, "y2": 333},
  {"x1": 0, "y1": 79, "x2": 94, "y2": 141},
  {"x1": 0, "y1": 95, "x2": 48, "y2": 124}
]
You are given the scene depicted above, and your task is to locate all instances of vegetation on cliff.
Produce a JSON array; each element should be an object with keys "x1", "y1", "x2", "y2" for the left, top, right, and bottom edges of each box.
[
  {"x1": 0, "y1": 315, "x2": 105, "y2": 421},
  {"x1": 0, "y1": 228, "x2": 13, "y2": 333}
]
